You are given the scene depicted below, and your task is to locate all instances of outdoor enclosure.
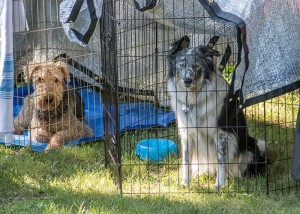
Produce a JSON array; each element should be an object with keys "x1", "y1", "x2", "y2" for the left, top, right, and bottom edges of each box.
[{"x1": 9, "y1": 0, "x2": 300, "y2": 195}]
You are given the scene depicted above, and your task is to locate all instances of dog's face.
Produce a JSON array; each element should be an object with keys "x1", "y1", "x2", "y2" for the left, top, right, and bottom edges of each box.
[
  {"x1": 168, "y1": 36, "x2": 220, "y2": 90},
  {"x1": 24, "y1": 61, "x2": 70, "y2": 111}
]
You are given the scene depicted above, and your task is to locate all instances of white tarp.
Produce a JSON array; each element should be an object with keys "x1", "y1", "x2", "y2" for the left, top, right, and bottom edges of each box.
[
  {"x1": 0, "y1": 0, "x2": 28, "y2": 145},
  {"x1": 0, "y1": 1, "x2": 14, "y2": 145}
]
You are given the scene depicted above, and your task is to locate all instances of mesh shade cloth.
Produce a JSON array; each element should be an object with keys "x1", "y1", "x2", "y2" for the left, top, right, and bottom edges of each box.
[
  {"x1": 15, "y1": 0, "x2": 235, "y2": 106},
  {"x1": 215, "y1": 0, "x2": 300, "y2": 105},
  {"x1": 15, "y1": 0, "x2": 300, "y2": 107},
  {"x1": 133, "y1": 0, "x2": 300, "y2": 105}
]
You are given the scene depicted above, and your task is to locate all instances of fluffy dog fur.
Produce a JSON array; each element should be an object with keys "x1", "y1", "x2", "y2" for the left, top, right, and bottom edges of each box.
[
  {"x1": 13, "y1": 61, "x2": 93, "y2": 151},
  {"x1": 167, "y1": 36, "x2": 266, "y2": 187}
]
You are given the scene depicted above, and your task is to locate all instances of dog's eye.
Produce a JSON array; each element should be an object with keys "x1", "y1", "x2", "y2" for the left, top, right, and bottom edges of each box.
[
  {"x1": 55, "y1": 78, "x2": 59, "y2": 83},
  {"x1": 195, "y1": 64, "x2": 200, "y2": 68},
  {"x1": 180, "y1": 63, "x2": 185, "y2": 68}
]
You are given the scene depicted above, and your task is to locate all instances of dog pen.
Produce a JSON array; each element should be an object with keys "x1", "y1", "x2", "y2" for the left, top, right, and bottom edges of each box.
[{"x1": 8, "y1": 0, "x2": 300, "y2": 195}]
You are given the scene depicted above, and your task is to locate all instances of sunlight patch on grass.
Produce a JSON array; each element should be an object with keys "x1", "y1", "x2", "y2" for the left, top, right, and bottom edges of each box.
[
  {"x1": 246, "y1": 91, "x2": 299, "y2": 129},
  {"x1": 118, "y1": 92, "x2": 299, "y2": 195},
  {"x1": 0, "y1": 91, "x2": 299, "y2": 212},
  {"x1": 50, "y1": 170, "x2": 118, "y2": 194}
]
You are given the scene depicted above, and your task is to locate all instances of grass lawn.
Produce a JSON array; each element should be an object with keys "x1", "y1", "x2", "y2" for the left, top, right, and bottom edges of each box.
[
  {"x1": 1, "y1": 143, "x2": 300, "y2": 214},
  {"x1": 0, "y1": 92, "x2": 299, "y2": 213}
]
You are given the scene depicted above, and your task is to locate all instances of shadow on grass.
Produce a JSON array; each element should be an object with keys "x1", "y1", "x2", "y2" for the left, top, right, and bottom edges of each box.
[
  {"x1": 0, "y1": 143, "x2": 211, "y2": 213},
  {"x1": 1, "y1": 187, "x2": 205, "y2": 213},
  {"x1": 1, "y1": 97, "x2": 300, "y2": 213},
  {"x1": 1, "y1": 135, "x2": 300, "y2": 213},
  {"x1": 118, "y1": 113, "x2": 300, "y2": 195},
  {"x1": 1, "y1": 169, "x2": 300, "y2": 214}
]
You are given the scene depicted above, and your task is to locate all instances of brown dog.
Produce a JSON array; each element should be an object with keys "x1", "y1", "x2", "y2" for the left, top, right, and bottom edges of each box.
[{"x1": 14, "y1": 61, "x2": 93, "y2": 151}]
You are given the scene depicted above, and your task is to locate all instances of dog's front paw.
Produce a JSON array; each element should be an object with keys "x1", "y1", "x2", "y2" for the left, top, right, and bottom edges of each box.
[
  {"x1": 34, "y1": 134, "x2": 50, "y2": 143},
  {"x1": 192, "y1": 171, "x2": 202, "y2": 179},
  {"x1": 45, "y1": 143, "x2": 62, "y2": 151},
  {"x1": 181, "y1": 178, "x2": 190, "y2": 186},
  {"x1": 13, "y1": 125, "x2": 24, "y2": 135},
  {"x1": 214, "y1": 178, "x2": 226, "y2": 189},
  {"x1": 13, "y1": 122, "x2": 24, "y2": 134},
  {"x1": 214, "y1": 182, "x2": 225, "y2": 189},
  {"x1": 45, "y1": 141, "x2": 63, "y2": 151},
  {"x1": 45, "y1": 136, "x2": 64, "y2": 151}
]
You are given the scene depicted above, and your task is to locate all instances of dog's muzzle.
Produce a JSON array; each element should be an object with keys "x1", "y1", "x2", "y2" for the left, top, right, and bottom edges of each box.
[
  {"x1": 183, "y1": 78, "x2": 193, "y2": 87},
  {"x1": 181, "y1": 68, "x2": 195, "y2": 88},
  {"x1": 38, "y1": 93, "x2": 58, "y2": 110},
  {"x1": 44, "y1": 95, "x2": 54, "y2": 105}
]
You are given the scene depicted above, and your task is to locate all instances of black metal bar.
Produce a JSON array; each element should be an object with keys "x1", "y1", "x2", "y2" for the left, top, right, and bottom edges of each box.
[
  {"x1": 100, "y1": 0, "x2": 122, "y2": 193},
  {"x1": 54, "y1": 53, "x2": 156, "y2": 97}
]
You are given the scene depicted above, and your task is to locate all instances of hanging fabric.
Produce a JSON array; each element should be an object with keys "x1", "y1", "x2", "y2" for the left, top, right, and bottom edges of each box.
[
  {"x1": 0, "y1": 0, "x2": 14, "y2": 145},
  {"x1": 0, "y1": 0, "x2": 28, "y2": 145}
]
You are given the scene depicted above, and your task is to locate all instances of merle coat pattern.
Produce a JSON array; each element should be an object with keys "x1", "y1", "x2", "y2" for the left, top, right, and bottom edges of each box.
[{"x1": 167, "y1": 36, "x2": 265, "y2": 187}]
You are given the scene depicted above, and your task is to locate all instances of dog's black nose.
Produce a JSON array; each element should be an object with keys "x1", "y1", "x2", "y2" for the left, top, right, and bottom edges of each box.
[
  {"x1": 184, "y1": 78, "x2": 193, "y2": 85},
  {"x1": 44, "y1": 95, "x2": 54, "y2": 104}
]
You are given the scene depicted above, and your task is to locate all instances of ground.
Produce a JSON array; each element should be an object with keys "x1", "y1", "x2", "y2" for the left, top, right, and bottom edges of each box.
[
  {"x1": 0, "y1": 142, "x2": 300, "y2": 213},
  {"x1": 0, "y1": 92, "x2": 299, "y2": 213}
]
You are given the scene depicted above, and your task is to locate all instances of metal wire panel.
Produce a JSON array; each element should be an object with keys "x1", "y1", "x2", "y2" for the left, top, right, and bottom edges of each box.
[{"x1": 12, "y1": 0, "x2": 299, "y2": 195}]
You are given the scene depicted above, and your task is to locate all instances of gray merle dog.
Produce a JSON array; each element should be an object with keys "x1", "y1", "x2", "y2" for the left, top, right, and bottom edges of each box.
[{"x1": 167, "y1": 36, "x2": 266, "y2": 187}]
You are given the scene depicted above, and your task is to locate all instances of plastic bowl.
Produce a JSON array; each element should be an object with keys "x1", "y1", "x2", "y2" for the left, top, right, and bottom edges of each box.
[{"x1": 135, "y1": 138, "x2": 177, "y2": 161}]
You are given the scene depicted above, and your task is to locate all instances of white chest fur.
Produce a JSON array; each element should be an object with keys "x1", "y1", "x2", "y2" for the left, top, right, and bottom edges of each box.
[{"x1": 167, "y1": 72, "x2": 238, "y2": 177}]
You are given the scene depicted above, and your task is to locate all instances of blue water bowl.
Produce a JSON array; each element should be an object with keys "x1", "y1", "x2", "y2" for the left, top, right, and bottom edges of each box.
[{"x1": 135, "y1": 138, "x2": 178, "y2": 161}]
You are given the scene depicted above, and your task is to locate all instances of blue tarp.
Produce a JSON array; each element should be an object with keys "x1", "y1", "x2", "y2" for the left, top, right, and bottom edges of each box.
[{"x1": 2, "y1": 85, "x2": 175, "y2": 152}]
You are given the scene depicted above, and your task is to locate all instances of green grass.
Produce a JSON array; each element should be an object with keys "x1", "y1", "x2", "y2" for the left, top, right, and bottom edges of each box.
[
  {"x1": 119, "y1": 91, "x2": 299, "y2": 195},
  {"x1": 1, "y1": 92, "x2": 299, "y2": 213},
  {"x1": 1, "y1": 143, "x2": 300, "y2": 214}
]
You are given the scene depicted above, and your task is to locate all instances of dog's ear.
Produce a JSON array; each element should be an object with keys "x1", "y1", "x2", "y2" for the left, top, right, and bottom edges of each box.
[
  {"x1": 199, "y1": 46, "x2": 220, "y2": 59},
  {"x1": 199, "y1": 46, "x2": 220, "y2": 71},
  {"x1": 23, "y1": 63, "x2": 41, "y2": 83},
  {"x1": 169, "y1": 36, "x2": 190, "y2": 55},
  {"x1": 55, "y1": 61, "x2": 70, "y2": 83}
]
